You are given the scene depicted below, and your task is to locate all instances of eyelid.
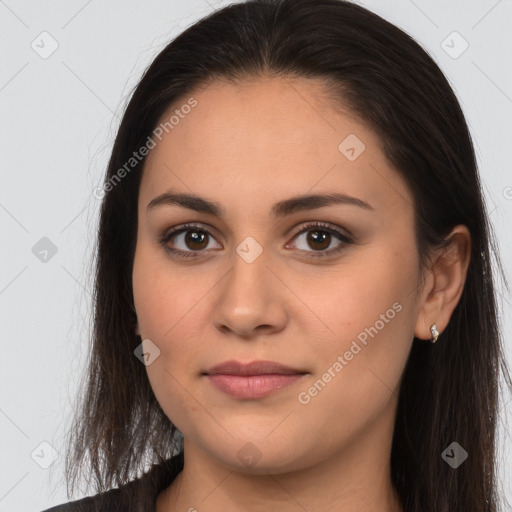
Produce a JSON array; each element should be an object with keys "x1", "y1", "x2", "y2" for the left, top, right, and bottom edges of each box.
[
  {"x1": 287, "y1": 221, "x2": 353, "y2": 243},
  {"x1": 286, "y1": 221, "x2": 353, "y2": 259},
  {"x1": 161, "y1": 222, "x2": 222, "y2": 245},
  {"x1": 159, "y1": 220, "x2": 353, "y2": 259}
]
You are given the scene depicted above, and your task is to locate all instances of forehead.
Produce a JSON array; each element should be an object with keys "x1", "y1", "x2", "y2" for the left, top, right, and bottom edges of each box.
[{"x1": 139, "y1": 76, "x2": 412, "y2": 218}]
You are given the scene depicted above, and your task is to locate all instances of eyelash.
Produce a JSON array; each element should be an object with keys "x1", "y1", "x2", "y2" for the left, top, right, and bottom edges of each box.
[{"x1": 159, "y1": 221, "x2": 353, "y2": 260}]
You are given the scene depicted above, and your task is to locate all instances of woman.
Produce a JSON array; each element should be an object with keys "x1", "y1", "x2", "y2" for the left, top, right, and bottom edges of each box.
[{"x1": 43, "y1": 0, "x2": 511, "y2": 510}]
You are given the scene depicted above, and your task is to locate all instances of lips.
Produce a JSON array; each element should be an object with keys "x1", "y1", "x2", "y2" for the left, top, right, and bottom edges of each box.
[
  {"x1": 203, "y1": 360, "x2": 308, "y2": 399},
  {"x1": 204, "y1": 359, "x2": 306, "y2": 376}
]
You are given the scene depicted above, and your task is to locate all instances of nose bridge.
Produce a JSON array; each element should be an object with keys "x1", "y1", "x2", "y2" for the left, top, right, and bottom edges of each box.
[
  {"x1": 227, "y1": 235, "x2": 271, "y2": 299},
  {"x1": 212, "y1": 234, "x2": 286, "y2": 335}
]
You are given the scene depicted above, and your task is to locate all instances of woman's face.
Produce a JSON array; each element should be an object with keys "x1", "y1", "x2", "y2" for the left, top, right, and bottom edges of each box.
[{"x1": 132, "y1": 76, "x2": 427, "y2": 473}]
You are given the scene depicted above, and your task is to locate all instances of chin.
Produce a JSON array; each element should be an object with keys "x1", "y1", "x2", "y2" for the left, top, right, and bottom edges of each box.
[{"x1": 202, "y1": 432, "x2": 315, "y2": 475}]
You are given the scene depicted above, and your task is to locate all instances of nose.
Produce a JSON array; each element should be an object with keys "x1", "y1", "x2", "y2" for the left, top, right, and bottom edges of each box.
[{"x1": 212, "y1": 248, "x2": 288, "y2": 339}]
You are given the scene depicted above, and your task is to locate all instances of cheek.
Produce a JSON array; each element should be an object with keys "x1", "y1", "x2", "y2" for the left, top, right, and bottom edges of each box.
[
  {"x1": 292, "y1": 248, "x2": 417, "y2": 408},
  {"x1": 132, "y1": 238, "x2": 207, "y2": 341},
  {"x1": 132, "y1": 251, "x2": 213, "y2": 431},
  {"x1": 289, "y1": 287, "x2": 414, "y2": 459},
  {"x1": 292, "y1": 248, "x2": 414, "y2": 348},
  {"x1": 132, "y1": 243, "x2": 215, "y2": 394}
]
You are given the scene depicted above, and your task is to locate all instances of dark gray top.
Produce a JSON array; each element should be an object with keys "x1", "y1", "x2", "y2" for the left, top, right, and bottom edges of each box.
[{"x1": 41, "y1": 452, "x2": 184, "y2": 512}]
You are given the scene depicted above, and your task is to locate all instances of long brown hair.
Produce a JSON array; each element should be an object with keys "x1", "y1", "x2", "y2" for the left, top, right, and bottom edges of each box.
[{"x1": 63, "y1": 1, "x2": 512, "y2": 510}]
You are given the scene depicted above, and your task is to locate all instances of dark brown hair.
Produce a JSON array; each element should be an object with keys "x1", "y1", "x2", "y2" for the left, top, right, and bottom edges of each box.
[{"x1": 63, "y1": 1, "x2": 512, "y2": 510}]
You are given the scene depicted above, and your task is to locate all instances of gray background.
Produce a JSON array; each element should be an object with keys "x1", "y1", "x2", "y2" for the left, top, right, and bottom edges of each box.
[{"x1": 1, "y1": 0, "x2": 511, "y2": 510}]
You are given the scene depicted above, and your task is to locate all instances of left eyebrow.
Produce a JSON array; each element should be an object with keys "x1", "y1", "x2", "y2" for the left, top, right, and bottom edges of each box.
[{"x1": 146, "y1": 190, "x2": 374, "y2": 218}]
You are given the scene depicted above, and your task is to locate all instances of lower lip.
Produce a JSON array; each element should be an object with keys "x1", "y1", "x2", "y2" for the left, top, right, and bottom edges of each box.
[{"x1": 206, "y1": 373, "x2": 305, "y2": 399}]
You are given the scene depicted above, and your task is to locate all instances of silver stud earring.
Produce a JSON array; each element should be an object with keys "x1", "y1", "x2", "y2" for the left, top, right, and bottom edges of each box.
[{"x1": 430, "y1": 323, "x2": 439, "y2": 343}]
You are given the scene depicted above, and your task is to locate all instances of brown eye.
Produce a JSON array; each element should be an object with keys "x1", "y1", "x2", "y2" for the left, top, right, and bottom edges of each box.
[
  {"x1": 289, "y1": 222, "x2": 352, "y2": 258},
  {"x1": 160, "y1": 223, "x2": 222, "y2": 259},
  {"x1": 183, "y1": 230, "x2": 209, "y2": 251},
  {"x1": 305, "y1": 229, "x2": 332, "y2": 251}
]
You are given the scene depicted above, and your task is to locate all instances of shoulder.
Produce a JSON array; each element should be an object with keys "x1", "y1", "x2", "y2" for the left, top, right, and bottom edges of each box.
[
  {"x1": 40, "y1": 486, "x2": 123, "y2": 511},
  {"x1": 40, "y1": 452, "x2": 184, "y2": 512}
]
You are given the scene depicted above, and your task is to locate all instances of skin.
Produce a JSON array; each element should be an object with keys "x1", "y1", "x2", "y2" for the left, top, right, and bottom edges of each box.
[{"x1": 132, "y1": 76, "x2": 471, "y2": 512}]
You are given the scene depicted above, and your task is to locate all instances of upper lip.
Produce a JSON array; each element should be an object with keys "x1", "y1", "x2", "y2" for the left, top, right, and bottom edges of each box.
[{"x1": 204, "y1": 360, "x2": 306, "y2": 376}]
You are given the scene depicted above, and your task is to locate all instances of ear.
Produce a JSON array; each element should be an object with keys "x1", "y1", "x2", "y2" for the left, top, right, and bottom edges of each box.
[
  {"x1": 414, "y1": 225, "x2": 471, "y2": 340},
  {"x1": 135, "y1": 321, "x2": 141, "y2": 336}
]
